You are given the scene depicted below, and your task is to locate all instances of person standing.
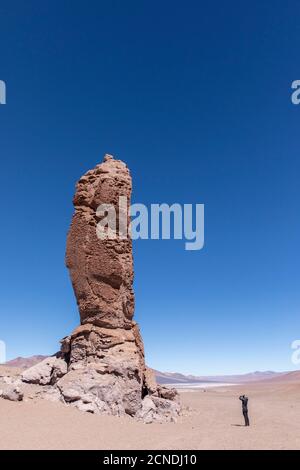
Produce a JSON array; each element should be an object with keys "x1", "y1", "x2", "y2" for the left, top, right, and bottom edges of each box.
[{"x1": 239, "y1": 395, "x2": 250, "y2": 426}]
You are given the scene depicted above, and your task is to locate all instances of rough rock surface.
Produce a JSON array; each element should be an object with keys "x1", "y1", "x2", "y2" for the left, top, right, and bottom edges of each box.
[
  {"x1": 21, "y1": 154, "x2": 180, "y2": 422},
  {"x1": 21, "y1": 355, "x2": 67, "y2": 385},
  {"x1": 0, "y1": 385, "x2": 23, "y2": 402}
]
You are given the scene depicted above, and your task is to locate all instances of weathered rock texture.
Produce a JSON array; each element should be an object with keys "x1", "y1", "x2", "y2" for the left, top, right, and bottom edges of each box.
[
  {"x1": 21, "y1": 154, "x2": 180, "y2": 422},
  {"x1": 0, "y1": 385, "x2": 23, "y2": 402}
]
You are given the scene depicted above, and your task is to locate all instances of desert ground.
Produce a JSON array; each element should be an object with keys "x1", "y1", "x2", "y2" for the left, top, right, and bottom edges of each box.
[{"x1": 1, "y1": 366, "x2": 300, "y2": 450}]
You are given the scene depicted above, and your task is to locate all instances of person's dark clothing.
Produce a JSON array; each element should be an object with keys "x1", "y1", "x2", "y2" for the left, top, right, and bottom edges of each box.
[{"x1": 239, "y1": 395, "x2": 250, "y2": 426}]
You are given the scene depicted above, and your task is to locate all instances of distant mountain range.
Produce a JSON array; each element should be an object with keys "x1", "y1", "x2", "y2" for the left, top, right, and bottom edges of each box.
[
  {"x1": 5, "y1": 355, "x2": 48, "y2": 369},
  {"x1": 3, "y1": 355, "x2": 292, "y2": 384},
  {"x1": 153, "y1": 369, "x2": 288, "y2": 384}
]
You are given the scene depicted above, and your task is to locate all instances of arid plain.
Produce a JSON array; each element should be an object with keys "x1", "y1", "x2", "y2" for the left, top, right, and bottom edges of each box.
[{"x1": 1, "y1": 365, "x2": 300, "y2": 450}]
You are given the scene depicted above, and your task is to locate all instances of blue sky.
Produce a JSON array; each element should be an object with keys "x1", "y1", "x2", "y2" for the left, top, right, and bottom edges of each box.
[{"x1": 0, "y1": 0, "x2": 299, "y2": 375}]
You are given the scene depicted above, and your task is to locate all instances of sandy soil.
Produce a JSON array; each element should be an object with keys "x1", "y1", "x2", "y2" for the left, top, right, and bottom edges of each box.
[{"x1": 1, "y1": 367, "x2": 300, "y2": 450}]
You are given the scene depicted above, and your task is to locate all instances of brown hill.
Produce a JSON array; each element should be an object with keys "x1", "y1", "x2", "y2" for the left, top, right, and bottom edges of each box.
[
  {"x1": 153, "y1": 369, "x2": 288, "y2": 384},
  {"x1": 259, "y1": 370, "x2": 300, "y2": 383},
  {"x1": 5, "y1": 355, "x2": 48, "y2": 369}
]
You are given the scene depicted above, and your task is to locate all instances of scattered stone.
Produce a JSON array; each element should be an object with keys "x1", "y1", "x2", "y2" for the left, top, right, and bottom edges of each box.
[
  {"x1": 1, "y1": 386, "x2": 23, "y2": 402},
  {"x1": 22, "y1": 356, "x2": 56, "y2": 385},
  {"x1": 21, "y1": 355, "x2": 67, "y2": 386}
]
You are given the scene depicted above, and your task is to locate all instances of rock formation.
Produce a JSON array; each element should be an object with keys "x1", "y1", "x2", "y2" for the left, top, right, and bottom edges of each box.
[
  {"x1": 21, "y1": 154, "x2": 180, "y2": 422},
  {"x1": 0, "y1": 386, "x2": 23, "y2": 402}
]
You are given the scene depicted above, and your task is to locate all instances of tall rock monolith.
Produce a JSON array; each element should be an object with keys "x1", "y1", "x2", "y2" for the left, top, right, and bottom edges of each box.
[{"x1": 26, "y1": 154, "x2": 180, "y2": 422}]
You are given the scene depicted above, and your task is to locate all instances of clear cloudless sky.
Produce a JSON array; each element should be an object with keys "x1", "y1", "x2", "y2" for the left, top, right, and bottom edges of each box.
[{"x1": 0, "y1": 0, "x2": 300, "y2": 375}]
